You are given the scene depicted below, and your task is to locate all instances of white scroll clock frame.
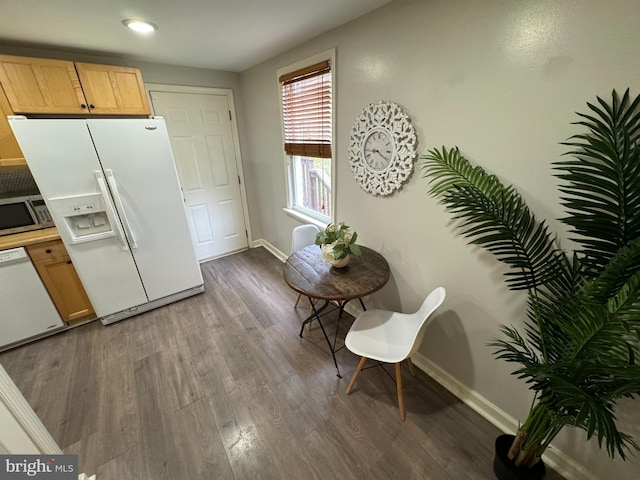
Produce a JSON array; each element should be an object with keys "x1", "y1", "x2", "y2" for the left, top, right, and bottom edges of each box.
[{"x1": 348, "y1": 100, "x2": 418, "y2": 196}]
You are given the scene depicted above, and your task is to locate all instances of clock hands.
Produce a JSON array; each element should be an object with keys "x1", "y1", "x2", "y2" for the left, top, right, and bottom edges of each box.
[
  {"x1": 364, "y1": 149, "x2": 390, "y2": 170},
  {"x1": 364, "y1": 130, "x2": 393, "y2": 170},
  {"x1": 375, "y1": 150, "x2": 388, "y2": 163},
  {"x1": 378, "y1": 149, "x2": 391, "y2": 162},
  {"x1": 373, "y1": 148, "x2": 391, "y2": 162},
  {"x1": 365, "y1": 146, "x2": 391, "y2": 169}
]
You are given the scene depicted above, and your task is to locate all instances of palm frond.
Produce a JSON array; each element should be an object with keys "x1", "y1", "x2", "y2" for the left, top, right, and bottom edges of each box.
[
  {"x1": 489, "y1": 325, "x2": 540, "y2": 365},
  {"x1": 531, "y1": 279, "x2": 639, "y2": 365},
  {"x1": 422, "y1": 148, "x2": 566, "y2": 291},
  {"x1": 421, "y1": 146, "x2": 505, "y2": 198},
  {"x1": 536, "y1": 362, "x2": 640, "y2": 459},
  {"x1": 581, "y1": 236, "x2": 640, "y2": 304},
  {"x1": 556, "y1": 89, "x2": 640, "y2": 271}
]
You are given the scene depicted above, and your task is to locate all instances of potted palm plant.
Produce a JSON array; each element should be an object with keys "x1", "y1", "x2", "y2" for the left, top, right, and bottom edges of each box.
[{"x1": 421, "y1": 89, "x2": 640, "y2": 479}]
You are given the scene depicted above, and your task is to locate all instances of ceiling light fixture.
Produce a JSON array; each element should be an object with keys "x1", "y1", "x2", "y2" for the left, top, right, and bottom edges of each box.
[{"x1": 122, "y1": 19, "x2": 158, "y2": 33}]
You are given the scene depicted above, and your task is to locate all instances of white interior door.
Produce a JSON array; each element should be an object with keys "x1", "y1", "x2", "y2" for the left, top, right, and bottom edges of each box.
[{"x1": 149, "y1": 90, "x2": 248, "y2": 261}]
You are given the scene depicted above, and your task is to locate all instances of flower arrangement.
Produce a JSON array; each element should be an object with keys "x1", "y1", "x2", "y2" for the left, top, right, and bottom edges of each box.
[{"x1": 315, "y1": 222, "x2": 362, "y2": 262}]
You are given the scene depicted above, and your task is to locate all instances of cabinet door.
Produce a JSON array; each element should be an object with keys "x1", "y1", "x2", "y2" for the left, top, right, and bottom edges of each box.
[
  {"x1": 0, "y1": 55, "x2": 88, "y2": 114},
  {"x1": 0, "y1": 83, "x2": 24, "y2": 163},
  {"x1": 27, "y1": 240, "x2": 96, "y2": 323},
  {"x1": 75, "y1": 63, "x2": 151, "y2": 115}
]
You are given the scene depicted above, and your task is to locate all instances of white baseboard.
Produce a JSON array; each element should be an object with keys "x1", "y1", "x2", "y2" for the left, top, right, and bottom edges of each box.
[
  {"x1": 411, "y1": 353, "x2": 597, "y2": 480},
  {"x1": 253, "y1": 238, "x2": 288, "y2": 262}
]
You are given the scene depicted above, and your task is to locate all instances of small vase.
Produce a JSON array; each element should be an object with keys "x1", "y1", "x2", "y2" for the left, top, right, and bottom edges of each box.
[{"x1": 329, "y1": 255, "x2": 350, "y2": 268}]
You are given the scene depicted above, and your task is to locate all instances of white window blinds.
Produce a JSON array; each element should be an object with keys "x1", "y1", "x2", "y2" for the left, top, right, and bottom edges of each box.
[{"x1": 280, "y1": 60, "x2": 332, "y2": 158}]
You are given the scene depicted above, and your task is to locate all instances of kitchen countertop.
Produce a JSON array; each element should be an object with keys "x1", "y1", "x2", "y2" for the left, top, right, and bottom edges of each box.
[{"x1": 0, "y1": 227, "x2": 60, "y2": 251}]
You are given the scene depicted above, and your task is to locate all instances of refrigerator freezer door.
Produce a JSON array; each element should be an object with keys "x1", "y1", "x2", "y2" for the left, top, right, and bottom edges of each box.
[
  {"x1": 8, "y1": 118, "x2": 148, "y2": 316},
  {"x1": 87, "y1": 118, "x2": 203, "y2": 301}
]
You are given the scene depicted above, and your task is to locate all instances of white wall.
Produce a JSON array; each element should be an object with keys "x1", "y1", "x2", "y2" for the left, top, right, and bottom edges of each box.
[{"x1": 239, "y1": 0, "x2": 640, "y2": 478}]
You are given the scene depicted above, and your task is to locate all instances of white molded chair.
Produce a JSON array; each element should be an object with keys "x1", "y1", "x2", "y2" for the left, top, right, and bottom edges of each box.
[
  {"x1": 291, "y1": 224, "x2": 321, "y2": 308},
  {"x1": 345, "y1": 286, "x2": 446, "y2": 420}
]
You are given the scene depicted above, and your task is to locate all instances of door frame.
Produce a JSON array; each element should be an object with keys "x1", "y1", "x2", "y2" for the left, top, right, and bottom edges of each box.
[
  {"x1": 145, "y1": 84, "x2": 252, "y2": 257},
  {"x1": 0, "y1": 362, "x2": 62, "y2": 454}
]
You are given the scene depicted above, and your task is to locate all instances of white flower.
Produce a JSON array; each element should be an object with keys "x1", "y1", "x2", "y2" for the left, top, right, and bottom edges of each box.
[
  {"x1": 321, "y1": 244, "x2": 335, "y2": 262},
  {"x1": 317, "y1": 222, "x2": 359, "y2": 261}
]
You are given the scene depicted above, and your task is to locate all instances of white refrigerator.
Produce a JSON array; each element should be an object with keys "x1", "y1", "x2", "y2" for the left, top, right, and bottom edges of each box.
[{"x1": 9, "y1": 117, "x2": 204, "y2": 325}]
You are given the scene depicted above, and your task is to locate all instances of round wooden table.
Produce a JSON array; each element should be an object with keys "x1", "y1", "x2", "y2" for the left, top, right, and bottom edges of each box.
[{"x1": 283, "y1": 245, "x2": 390, "y2": 376}]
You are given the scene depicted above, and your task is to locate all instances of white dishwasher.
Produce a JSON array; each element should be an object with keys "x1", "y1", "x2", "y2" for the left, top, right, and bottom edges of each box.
[{"x1": 0, "y1": 247, "x2": 64, "y2": 349}]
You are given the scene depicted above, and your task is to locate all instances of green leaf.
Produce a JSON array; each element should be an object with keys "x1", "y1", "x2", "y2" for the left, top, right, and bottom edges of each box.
[{"x1": 422, "y1": 148, "x2": 567, "y2": 291}]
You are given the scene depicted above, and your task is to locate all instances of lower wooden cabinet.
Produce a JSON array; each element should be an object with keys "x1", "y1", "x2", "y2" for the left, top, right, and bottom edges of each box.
[{"x1": 27, "y1": 240, "x2": 95, "y2": 324}]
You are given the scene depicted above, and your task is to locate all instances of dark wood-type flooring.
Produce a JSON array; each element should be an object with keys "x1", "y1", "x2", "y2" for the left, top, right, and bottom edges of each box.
[{"x1": 0, "y1": 247, "x2": 565, "y2": 479}]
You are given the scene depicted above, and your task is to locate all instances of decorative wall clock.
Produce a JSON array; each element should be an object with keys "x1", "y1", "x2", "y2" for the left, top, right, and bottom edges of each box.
[{"x1": 348, "y1": 100, "x2": 417, "y2": 196}]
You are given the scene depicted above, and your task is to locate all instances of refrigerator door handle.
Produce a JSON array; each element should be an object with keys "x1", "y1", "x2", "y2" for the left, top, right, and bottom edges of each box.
[
  {"x1": 95, "y1": 170, "x2": 129, "y2": 251},
  {"x1": 105, "y1": 169, "x2": 138, "y2": 250}
]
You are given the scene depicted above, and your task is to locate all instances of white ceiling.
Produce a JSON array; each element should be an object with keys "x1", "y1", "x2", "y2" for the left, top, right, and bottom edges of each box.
[{"x1": 0, "y1": 0, "x2": 392, "y2": 72}]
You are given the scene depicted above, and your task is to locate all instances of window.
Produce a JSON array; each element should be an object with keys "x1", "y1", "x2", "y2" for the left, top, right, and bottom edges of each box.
[{"x1": 279, "y1": 53, "x2": 334, "y2": 223}]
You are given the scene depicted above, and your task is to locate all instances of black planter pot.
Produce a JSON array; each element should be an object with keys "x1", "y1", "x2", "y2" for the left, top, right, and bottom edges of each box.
[{"x1": 493, "y1": 434, "x2": 546, "y2": 480}]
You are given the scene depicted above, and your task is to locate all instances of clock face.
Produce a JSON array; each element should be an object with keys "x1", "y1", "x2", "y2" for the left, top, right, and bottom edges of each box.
[
  {"x1": 363, "y1": 129, "x2": 394, "y2": 171},
  {"x1": 348, "y1": 101, "x2": 418, "y2": 196}
]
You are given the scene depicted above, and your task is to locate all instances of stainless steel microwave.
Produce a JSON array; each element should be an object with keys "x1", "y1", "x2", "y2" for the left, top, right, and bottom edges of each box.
[{"x1": 0, "y1": 195, "x2": 54, "y2": 236}]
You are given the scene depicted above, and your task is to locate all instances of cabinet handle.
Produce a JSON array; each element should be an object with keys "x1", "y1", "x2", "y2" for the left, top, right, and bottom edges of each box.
[
  {"x1": 80, "y1": 104, "x2": 87, "y2": 109},
  {"x1": 45, "y1": 249, "x2": 52, "y2": 254},
  {"x1": 66, "y1": 260, "x2": 72, "y2": 265},
  {"x1": 89, "y1": 104, "x2": 95, "y2": 109}
]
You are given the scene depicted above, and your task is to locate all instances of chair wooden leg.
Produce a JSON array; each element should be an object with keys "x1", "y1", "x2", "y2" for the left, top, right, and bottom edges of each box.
[
  {"x1": 406, "y1": 356, "x2": 416, "y2": 377},
  {"x1": 395, "y1": 362, "x2": 405, "y2": 420},
  {"x1": 346, "y1": 357, "x2": 367, "y2": 394},
  {"x1": 294, "y1": 292, "x2": 303, "y2": 308}
]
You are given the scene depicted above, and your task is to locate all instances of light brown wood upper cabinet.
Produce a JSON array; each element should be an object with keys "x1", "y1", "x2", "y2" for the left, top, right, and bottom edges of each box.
[
  {"x1": 0, "y1": 83, "x2": 24, "y2": 164},
  {"x1": 0, "y1": 55, "x2": 150, "y2": 115},
  {"x1": 0, "y1": 55, "x2": 87, "y2": 114},
  {"x1": 75, "y1": 62, "x2": 150, "y2": 115}
]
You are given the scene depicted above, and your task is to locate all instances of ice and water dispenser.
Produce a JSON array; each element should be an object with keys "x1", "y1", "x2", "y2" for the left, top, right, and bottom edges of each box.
[{"x1": 47, "y1": 193, "x2": 117, "y2": 244}]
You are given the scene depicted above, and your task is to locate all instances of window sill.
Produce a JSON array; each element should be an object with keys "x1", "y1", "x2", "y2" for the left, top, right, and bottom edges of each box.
[{"x1": 283, "y1": 208, "x2": 328, "y2": 230}]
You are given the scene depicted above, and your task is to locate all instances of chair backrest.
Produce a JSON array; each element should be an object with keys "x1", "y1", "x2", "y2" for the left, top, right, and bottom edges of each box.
[
  {"x1": 291, "y1": 224, "x2": 321, "y2": 253},
  {"x1": 408, "y1": 286, "x2": 446, "y2": 356}
]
